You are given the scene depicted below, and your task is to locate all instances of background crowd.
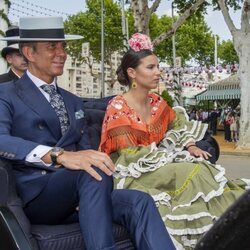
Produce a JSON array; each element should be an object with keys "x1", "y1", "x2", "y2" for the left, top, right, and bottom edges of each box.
[{"x1": 188, "y1": 105, "x2": 240, "y2": 142}]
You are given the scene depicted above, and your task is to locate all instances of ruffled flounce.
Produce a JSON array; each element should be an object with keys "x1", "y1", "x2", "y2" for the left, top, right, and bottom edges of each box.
[{"x1": 113, "y1": 146, "x2": 246, "y2": 249}]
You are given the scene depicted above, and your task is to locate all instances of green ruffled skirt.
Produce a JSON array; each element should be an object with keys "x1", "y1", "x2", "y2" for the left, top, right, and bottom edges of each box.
[{"x1": 112, "y1": 145, "x2": 246, "y2": 249}]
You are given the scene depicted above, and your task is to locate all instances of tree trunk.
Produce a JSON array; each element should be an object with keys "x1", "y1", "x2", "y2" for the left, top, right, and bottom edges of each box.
[
  {"x1": 131, "y1": 0, "x2": 150, "y2": 34},
  {"x1": 218, "y1": 0, "x2": 250, "y2": 149},
  {"x1": 130, "y1": 0, "x2": 161, "y2": 35},
  {"x1": 234, "y1": 32, "x2": 250, "y2": 148}
]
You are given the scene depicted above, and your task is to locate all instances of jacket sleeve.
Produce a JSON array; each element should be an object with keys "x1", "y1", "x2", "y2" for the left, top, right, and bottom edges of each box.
[{"x1": 0, "y1": 92, "x2": 39, "y2": 162}]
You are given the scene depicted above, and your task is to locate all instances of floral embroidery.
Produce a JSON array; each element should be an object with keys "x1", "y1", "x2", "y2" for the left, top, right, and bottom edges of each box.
[{"x1": 104, "y1": 94, "x2": 163, "y2": 128}]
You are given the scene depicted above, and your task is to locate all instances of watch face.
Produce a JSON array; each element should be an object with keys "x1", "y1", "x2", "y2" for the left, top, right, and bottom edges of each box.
[
  {"x1": 52, "y1": 147, "x2": 63, "y2": 153},
  {"x1": 51, "y1": 147, "x2": 64, "y2": 165}
]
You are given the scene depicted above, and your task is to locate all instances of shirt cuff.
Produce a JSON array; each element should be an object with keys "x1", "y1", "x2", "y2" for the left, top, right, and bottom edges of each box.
[{"x1": 26, "y1": 145, "x2": 52, "y2": 167}]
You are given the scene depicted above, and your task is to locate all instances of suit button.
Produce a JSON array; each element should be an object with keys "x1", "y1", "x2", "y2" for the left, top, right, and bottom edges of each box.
[
  {"x1": 80, "y1": 130, "x2": 84, "y2": 134},
  {"x1": 38, "y1": 124, "x2": 44, "y2": 130},
  {"x1": 41, "y1": 171, "x2": 47, "y2": 175}
]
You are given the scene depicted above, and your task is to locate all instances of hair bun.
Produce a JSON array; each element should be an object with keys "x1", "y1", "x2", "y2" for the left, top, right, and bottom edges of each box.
[{"x1": 116, "y1": 65, "x2": 129, "y2": 86}]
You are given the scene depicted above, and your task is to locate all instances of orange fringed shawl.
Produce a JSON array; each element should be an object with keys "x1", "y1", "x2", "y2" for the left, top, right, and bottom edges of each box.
[{"x1": 99, "y1": 93, "x2": 176, "y2": 155}]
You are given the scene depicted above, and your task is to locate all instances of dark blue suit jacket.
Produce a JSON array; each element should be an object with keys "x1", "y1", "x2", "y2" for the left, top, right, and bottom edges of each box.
[{"x1": 0, "y1": 73, "x2": 91, "y2": 204}]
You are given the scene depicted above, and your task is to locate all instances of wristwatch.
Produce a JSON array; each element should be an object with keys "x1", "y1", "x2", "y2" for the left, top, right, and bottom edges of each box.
[{"x1": 50, "y1": 147, "x2": 64, "y2": 165}]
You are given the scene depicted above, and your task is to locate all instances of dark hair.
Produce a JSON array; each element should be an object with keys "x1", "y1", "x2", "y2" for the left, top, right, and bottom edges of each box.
[
  {"x1": 19, "y1": 42, "x2": 38, "y2": 63},
  {"x1": 116, "y1": 49, "x2": 154, "y2": 86}
]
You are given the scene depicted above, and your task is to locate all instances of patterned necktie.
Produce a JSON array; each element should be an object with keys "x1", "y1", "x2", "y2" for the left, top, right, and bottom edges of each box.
[{"x1": 41, "y1": 84, "x2": 69, "y2": 135}]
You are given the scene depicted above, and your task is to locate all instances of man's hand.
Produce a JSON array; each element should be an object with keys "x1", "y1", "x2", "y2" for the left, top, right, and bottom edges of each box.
[{"x1": 43, "y1": 150, "x2": 115, "y2": 181}]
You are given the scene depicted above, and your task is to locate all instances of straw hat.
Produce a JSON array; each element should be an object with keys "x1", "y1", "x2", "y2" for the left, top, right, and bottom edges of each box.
[
  {"x1": 0, "y1": 16, "x2": 82, "y2": 42},
  {"x1": 1, "y1": 27, "x2": 20, "y2": 58}
]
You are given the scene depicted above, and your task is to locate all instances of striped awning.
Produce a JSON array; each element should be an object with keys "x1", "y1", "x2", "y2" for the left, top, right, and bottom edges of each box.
[
  {"x1": 196, "y1": 88, "x2": 241, "y2": 100},
  {"x1": 196, "y1": 74, "x2": 241, "y2": 101}
]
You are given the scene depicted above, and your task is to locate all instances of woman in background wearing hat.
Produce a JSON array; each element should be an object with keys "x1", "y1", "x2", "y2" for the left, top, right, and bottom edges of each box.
[{"x1": 0, "y1": 27, "x2": 27, "y2": 83}]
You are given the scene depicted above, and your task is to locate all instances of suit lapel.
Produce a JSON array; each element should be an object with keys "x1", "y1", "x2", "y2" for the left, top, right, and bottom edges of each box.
[
  {"x1": 8, "y1": 69, "x2": 19, "y2": 82},
  {"x1": 15, "y1": 73, "x2": 62, "y2": 139}
]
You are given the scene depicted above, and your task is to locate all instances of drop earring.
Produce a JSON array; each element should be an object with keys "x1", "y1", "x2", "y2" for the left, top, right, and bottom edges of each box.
[{"x1": 132, "y1": 79, "x2": 137, "y2": 89}]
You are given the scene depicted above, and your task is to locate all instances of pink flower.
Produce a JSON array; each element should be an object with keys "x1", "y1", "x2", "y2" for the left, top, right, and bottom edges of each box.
[{"x1": 128, "y1": 33, "x2": 153, "y2": 52}]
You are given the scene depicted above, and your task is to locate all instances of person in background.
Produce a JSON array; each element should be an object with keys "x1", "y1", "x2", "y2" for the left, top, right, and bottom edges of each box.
[
  {"x1": 99, "y1": 33, "x2": 247, "y2": 249},
  {"x1": 209, "y1": 108, "x2": 219, "y2": 135},
  {"x1": 224, "y1": 110, "x2": 232, "y2": 142},
  {"x1": 0, "y1": 27, "x2": 27, "y2": 83},
  {"x1": 230, "y1": 112, "x2": 238, "y2": 142},
  {"x1": 189, "y1": 109, "x2": 197, "y2": 120},
  {"x1": 0, "y1": 17, "x2": 175, "y2": 250}
]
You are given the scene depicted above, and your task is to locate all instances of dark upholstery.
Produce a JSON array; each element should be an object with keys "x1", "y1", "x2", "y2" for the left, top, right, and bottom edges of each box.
[
  {"x1": 32, "y1": 223, "x2": 133, "y2": 250},
  {"x1": 196, "y1": 131, "x2": 220, "y2": 164},
  {"x1": 0, "y1": 96, "x2": 219, "y2": 250},
  {"x1": 0, "y1": 159, "x2": 134, "y2": 250}
]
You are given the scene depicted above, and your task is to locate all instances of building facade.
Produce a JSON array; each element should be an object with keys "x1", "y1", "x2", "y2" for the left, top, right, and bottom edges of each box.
[{"x1": 58, "y1": 42, "x2": 126, "y2": 98}]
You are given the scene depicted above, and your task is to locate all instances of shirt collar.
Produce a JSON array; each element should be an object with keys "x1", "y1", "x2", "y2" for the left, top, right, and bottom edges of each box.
[{"x1": 27, "y1": 70, "x2": 57, "y2": 89}]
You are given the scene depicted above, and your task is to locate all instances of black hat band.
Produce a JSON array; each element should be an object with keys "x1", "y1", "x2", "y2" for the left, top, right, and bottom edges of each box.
[{"x1": 20, "y1": 28, "x2": 65, "y2": 39}]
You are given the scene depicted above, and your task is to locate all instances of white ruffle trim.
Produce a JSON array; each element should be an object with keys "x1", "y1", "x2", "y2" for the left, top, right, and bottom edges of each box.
[
  {"x1": 181, "y1": 236, "x2": 197, "y2": 248},
  {"x1": 152, "y1": 192, "x2": 171, "y2": 207},
  {"x1": 241, "y1": 178, "x2": 250, "y2": 190},
  {"x1": 166, "y1": 224, "x2": 213, "y2": 250},
  {"x1": 170, "y1": 235, "x2": 185, "y2": 250},
  {"x1": 166, "y1": 223, "x2": 213, "y2": 236},
  {"x1": 116, "y1": 177, "x2": 126, "y2": 189},
  {"x1": 161, "y1": 106, "x2": 208, "y2": 152},
  {"x1": 113, "y1": 143, "x2": 177, "y2": 179},
  {"x1": 114, "y1": 145, "x2": 229, "y2": 214},
  {"x1": 172, "y1": 163, "x2": 228, "y2": 211},
  {"x1": 162, "y1": 211, "x2": 218, "y2": 222}
]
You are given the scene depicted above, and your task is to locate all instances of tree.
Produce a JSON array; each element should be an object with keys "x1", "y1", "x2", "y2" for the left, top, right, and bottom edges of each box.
[
  {"x1": 218, "y1": 39, "x2": 239, "y2": 65},
  {"x1": 216, "y1": 0, "x2": 250, "y2": 148},
  {"x1": 150, "y1": 14, "x2": 214, "y2": 66},
  {"x1": 64, "y1": 0, "x2": 126, "y2": 88},
  {"x1": 161, "y1": 89, "x2": 174, "y2": 107},
  {"x1": 129, "y1": 0, "x2": 207, "y2": 45},
  {"x1": 129, "y1": 0, "x2": 250, "y2": 148}
]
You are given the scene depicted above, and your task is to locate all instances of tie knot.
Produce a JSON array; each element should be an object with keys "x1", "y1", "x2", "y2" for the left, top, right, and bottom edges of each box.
[{"x1": 41, "y1": 84, "x2": 57, "y2": 95}]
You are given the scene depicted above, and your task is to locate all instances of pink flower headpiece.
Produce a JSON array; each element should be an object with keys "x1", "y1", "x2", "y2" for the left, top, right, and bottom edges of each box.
[{"x1": 128, "y1": 33, "x2": 153, "y2": 52}]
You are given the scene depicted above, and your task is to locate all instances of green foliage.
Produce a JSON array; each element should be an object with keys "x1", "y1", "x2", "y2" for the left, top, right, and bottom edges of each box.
[
  {"x1": 64, "y1": 0, "x2": 239, "y2": 69},
  {"x1": 173, "y1": 0, "x2": 241, "y2": 15},
  {"x1": 150, "y1": 14, "x2": 214, "y2": 66},
  {"x1": 0, "y1": 9, "x2": 11, "y2": 27},
  {"x1": 149, "y1": 14, "x2": 172, "y2": 63},
  {"x1": 175, "y1": 15, "x2": 214, "y2": 66},
  {"x1": 161, "y1": 90, "x2": 174, "y2": 107},
  {"x1": 218, "y1": 39, "x2": 239, "y2": 65},
  {"x1": 64, "y1": 0, "x2": 126, "y2": 63}
]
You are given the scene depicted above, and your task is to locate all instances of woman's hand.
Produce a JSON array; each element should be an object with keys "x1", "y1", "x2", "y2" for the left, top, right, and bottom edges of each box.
[{"x1": 186, "y1": 145, "x2": 212, "y2": 160}]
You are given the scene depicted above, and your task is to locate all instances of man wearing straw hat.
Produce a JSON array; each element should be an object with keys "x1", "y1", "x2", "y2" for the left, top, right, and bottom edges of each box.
[
  {"x1": 0, "y1": 27, "x2": 27, "y2": 83},
  {"x1": 0, "y1": 16, "x2": 175, "y2": 250}
]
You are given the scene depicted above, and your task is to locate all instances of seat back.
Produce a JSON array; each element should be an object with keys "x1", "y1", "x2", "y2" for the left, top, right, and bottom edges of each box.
[
  {"x1": 0, "y1": 159, "x2": 38, "y2": 250},
  {"x1": 0, "y1": 159, "x2": 34, "y2": 250}
]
